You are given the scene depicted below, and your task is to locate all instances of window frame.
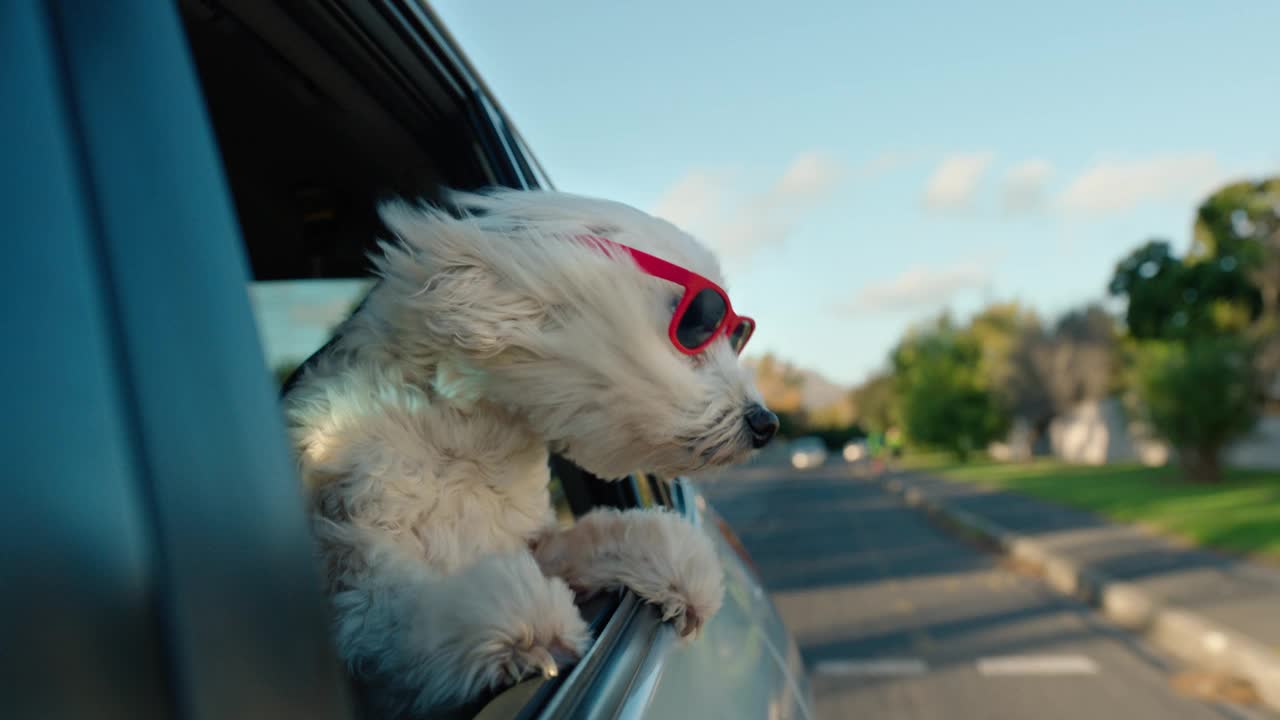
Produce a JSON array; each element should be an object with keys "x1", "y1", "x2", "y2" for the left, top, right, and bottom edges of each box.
[{"x1": 10, "y1": 1, "x2": 358, "y2": 718}]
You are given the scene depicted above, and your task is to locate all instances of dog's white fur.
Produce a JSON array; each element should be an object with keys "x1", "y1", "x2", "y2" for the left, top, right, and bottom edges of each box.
[{"x1": 283, "y1": 189, "x2": 768, "y2": 715}]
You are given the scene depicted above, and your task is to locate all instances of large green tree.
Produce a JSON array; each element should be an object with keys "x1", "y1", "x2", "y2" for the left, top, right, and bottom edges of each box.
[
  {"x1": 1108, "y1": 181, "x2": 1275, "y2": 481},
  {"x1": 967, "y1": 302, "x2": 1041, "y2": 394},
  {"x1": 1192, "y1": 178, "x2": 1280, "y2": 392},
  {"x1": 851, "y1": 372, "x2": 897, "y2": 433},
  {"x1": 1109, "y1": 239, "x2": 1261, "y2": 341},
  {"x1": 891, "y1": 320, "x2": 1008, "y2": 461},
  {"x1": 1193, "y1": 178, "x2": 1280, "y2": 315},
  {"x1": 1130, "y1": 336, "x2": 1263, "y2": 483}
]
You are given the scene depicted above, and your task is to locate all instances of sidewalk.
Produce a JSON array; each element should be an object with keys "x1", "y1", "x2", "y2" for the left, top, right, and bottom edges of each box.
[{"x1": 877, "y1": 468, "x2": 1280, "y2": 711}]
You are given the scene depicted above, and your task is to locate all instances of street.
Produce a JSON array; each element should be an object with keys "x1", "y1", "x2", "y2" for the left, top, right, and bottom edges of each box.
[{"x1": 700, "y1": 461, "x2": 1272, "y2": 720}]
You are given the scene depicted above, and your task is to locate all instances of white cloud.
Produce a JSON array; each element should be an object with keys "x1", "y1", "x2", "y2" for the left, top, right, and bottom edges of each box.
[
  {"x1": 839, "y1": 263, "x2": 991, "y2": 313},
  {"x1": 1056, "y1": 152, "x2": 1225, "y2": 215},
  {"x1": 650, "y1": 170, "x2": 727, "y2": 230},
  {"x1": 651, "y1": 150, "x2": 844, "y2": 263},
  {"x1": 1001, "y1": 159, "x2": 1054, "y2": 213},
  {"x1": 776, "y1": 151, "x2": 843, "y2": 199},
  {"x1": 710, "y1": 214, "x2": 788, "y2": 261},
  {"x1": 924, "y1": 152, "x2": 994, "y2": 211}
]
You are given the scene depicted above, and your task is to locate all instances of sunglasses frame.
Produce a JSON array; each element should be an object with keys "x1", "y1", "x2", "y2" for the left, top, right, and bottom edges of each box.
[{"x1": 576, "y1": 234, "x2": 755, "y2": 355}]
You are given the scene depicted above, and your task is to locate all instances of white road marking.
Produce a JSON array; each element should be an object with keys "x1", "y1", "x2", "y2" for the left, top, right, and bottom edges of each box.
[
  {"x1": 814, "y1": 658, "x2": 929, "y2": 677},
  {"x1": 977, "y1": 655, "x2": 1099, "y2": 676}
]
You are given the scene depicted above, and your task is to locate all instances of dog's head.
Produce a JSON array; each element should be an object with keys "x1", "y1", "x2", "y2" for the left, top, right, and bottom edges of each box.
[{"x1": 372, "y1": 189, "x2": 777, "y2": 478}]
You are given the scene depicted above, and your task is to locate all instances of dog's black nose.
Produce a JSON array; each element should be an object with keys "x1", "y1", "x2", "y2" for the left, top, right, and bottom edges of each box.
[{"x1": 744, "y1": 404, "x2": 779, "y2": 448}]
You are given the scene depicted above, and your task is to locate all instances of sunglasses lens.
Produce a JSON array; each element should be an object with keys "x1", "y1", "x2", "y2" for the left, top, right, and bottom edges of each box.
[
  {"x1": 675, "y1": 288, "x2": 727, "y2": 350},
  {"x1": 729, "y1": 318, "x2": 755, "y2": 354}
]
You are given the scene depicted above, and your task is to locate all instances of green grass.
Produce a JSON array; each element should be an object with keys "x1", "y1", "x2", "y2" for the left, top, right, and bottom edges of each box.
[{"x1": 900, "y1": 453, "x2": 1280, "y2": 562}]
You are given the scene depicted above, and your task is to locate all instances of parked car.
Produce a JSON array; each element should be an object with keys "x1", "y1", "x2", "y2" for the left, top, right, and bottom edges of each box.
[
  {"x1": 3, "y1": 2, "x2": 811, "y2": 719},
  {"x1": 843, "y1": 438, "x2": 869, "y2": 462},
  {"x1": 790, "y1": 437, "x2": 829, "y2": 469}
]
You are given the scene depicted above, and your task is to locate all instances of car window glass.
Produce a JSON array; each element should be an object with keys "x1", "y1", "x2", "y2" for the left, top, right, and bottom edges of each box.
[{"x1": 248, "y1": 279, "x2": 372, "y2": 384}]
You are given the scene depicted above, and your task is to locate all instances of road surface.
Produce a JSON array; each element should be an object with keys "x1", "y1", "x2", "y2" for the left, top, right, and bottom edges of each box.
[{"x1": 700, "y1": 461, "x2": 1272, "y2": 720}]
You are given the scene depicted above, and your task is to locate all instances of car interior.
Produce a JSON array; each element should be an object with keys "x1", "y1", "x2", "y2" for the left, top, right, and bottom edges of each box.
[
  {"x1": 177, "y1": 1, "x2": 683, "y2": 717},
  {"x1": 181, "y1": 0, "x2": 493, "y2": 279}
]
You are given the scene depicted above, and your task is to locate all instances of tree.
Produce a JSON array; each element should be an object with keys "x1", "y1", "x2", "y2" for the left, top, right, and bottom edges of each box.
[
  {"x1": 1109, "y1": 192, "x2": 1271, "y2": 482},
  {"x1": 1108, "y1": 240, "x2": 1261, "y2": 341},
  {"x1": 1111, "y1": 235, "x2": 1259, "y2": 340},
  {"x1": 807, "y1": 400, "x2": 856, "y2": 429},
  {"x1": 1006, "y1": 304, "x2": 1119, "y2": 439},
  {"x1": 1108, "y1": 240, "x2": 1189, "y2": 340},
  {"x1": 1192, "y1": 178, "x2": 1280, "y2": 395},
  {"x1": 1192, "y1": 178, "x2": 1280, "y2": 317},
  {"x1": 1129, "y1": 336, "x2": 1263, "y2": 483},
  {"x1": 891, "y1": 323, "x2": 1008, "y2": 461},
  {"x1": 748, "y1": 353, "x2": 806, "y2": 416},
  {"x1": 967, "y1": 302, "x2": 1041, "y2": 397},
  {"x1": 747, "y1": 353, "x2": 864, "y2": 440},
  {"x1": 851, "y1": 372, "x2": 897, "y2": 433},
  {"x1": 1005, "y1": 329, "x2": 1055, "y2": 430}
]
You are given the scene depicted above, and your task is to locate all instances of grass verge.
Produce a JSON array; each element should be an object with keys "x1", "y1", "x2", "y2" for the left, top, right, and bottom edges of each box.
[{"x1": 900, "y1": 453, "x2": 1280, "y2": 562}]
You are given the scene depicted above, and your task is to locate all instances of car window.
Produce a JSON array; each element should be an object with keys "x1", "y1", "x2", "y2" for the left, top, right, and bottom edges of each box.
[
  {"x1": 177, "y1": 5, "x2": 675, "y2": 717},
  {"x1": 248, "y1": 279, "x2": 371, "y2": 384}
]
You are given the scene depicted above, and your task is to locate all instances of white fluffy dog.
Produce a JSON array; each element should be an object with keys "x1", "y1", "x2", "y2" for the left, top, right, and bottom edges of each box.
[{"x1": 282, "y1": 190, "x2": 777, "y2": 716}]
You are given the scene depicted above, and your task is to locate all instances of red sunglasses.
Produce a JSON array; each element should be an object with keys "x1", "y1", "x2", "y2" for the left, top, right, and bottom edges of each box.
[{"x1": 577, "y1": 234, "x2": 755, "y2": 355}]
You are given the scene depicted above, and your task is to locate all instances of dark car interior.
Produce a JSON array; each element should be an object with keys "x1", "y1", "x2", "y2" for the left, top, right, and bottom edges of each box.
[{"x1": 181, "y1": 0, "x2": 496, "y2": 280}]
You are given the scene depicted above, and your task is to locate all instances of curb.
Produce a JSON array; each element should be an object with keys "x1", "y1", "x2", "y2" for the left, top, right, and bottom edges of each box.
[{"x1": 881, "y1": 475, "x2": 1280, "y2": 711}]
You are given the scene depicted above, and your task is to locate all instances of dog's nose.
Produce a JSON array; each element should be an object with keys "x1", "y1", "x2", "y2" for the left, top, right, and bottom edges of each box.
[{"x1": 744, "y1": 404, "x2": 779, "y2": 448}]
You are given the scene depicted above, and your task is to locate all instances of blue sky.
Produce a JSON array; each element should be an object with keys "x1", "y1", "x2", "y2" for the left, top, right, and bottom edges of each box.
[{"x1": 425, "y1": 0, "x2": 1279, "y2": 386}]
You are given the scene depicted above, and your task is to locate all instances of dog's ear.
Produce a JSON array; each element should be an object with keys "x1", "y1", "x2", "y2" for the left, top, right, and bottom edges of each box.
[{"x1": 373, "y1": 200, "x2": 551, "y2": 360}]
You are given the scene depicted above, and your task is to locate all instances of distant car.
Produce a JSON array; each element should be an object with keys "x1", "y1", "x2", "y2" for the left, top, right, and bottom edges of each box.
[
  {"x1": 842, "y1": 438, "x2": 868, "y2": 462},
  {"x1": 790, "y1": 437, "x2": 828, "y2": 469}
]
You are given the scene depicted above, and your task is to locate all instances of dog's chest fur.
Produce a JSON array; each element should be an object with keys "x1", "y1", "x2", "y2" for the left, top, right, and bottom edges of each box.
[{"x1": 288, "y1": 358, "x2": 556, "y2": 578}]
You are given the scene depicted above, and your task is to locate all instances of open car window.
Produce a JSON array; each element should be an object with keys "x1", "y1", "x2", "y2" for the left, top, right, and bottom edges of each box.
[
  {"x1": 249, "y1": 280, "x2": 371, "y2": 384},
  {"x1": 180, "y1": 1, "x2": 686, "y2": 718}
]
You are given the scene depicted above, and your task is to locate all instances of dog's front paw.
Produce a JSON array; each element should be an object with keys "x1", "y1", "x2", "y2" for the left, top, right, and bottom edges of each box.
[
  {"x1": 535, "y1": 508, "x2": 725, "y2": 641},
  {"x1": 465, "y1": 558, "x2": 592, "y2": 690},
  {"x1": 655, "y1": 582, "x2": 715, "y2": 639},
  {"x1": 616, "y1": 511, "x2": 724, "y2": 640},
  {"x1": 486, "y1": 622, "x2": 588, "y2": 685},
  {"x1": 647, "y1": 548, "x2": 722, "y2": 639}
]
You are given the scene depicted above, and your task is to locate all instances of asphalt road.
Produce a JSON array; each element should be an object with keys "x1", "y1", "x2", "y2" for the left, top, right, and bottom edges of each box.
[{"x1": 700, "y1": 461, "x2": 1273, "y2": 720}]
